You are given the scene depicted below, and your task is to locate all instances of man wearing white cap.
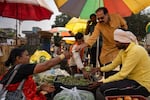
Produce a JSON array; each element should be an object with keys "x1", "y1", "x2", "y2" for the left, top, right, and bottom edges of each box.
[{"x1": 93, "y1": 29, "x2": 150, "y2": 100}]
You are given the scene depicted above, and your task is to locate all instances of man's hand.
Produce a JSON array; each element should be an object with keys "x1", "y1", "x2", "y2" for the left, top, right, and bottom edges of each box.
[
  {"x1": 91, "y1": 67, "x2": 101, "y2": 74},
  {"x1": 81, "y1": 68, "x2": 90, "y2": 79},
  {"x1": 88, "y1": 81, "x2": 103, "y2": 89},
  {"x1": 75, "y1": 43, "x2": 88, "y2": 52},
  {"x1": 40, "y1": 83, "x2": 55, "y2": 93}
]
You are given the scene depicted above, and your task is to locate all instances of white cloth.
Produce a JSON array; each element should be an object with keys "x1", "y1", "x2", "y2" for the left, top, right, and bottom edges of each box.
[
  {"x1": 69, "y1": 44, "x2": 84, "y2": 69},
  {"x1": 0, "y1": 48, "x2": 3, "y2": 56},
  {"x1": 114, "y1": 29, "x2": 138, "y2": 44}
]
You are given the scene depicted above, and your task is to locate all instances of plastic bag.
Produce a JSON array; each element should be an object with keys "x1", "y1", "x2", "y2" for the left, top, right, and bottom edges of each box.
[
  {"x1": 53, "y1": 86, "x2": 95, "y2": 100},
  {"x1": 0, "y1": 85, "x2": 26, "y2": 100},
  {"x1": 0, "y1": 65, "x2": 26, "y2": 100},
  {"x1": 30, "y1": 50, "x2": 51, "y2": 63}
]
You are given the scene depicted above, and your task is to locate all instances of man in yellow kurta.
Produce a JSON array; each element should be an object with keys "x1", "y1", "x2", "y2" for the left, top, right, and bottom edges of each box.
[
  {"x1": 94, "y1": 29, "x2": 150, "y2": 100},
  {"x1": 76, "y1": 7, "x2": 128, "y2": 65}
]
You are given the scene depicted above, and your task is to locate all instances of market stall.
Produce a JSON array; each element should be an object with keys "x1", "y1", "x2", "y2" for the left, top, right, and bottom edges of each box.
[{"x1": 29, "y1": 50, "x2": 100, "y2": 99}]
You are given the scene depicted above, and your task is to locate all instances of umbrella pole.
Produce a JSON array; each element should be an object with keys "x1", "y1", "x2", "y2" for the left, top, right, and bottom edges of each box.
[
  {"x1": 96, "y1": 36, "x2": 100, "y2": 67},
  {"x1": 15, "y1": 3, "x2": 18, "y2": 46},
  {"x1": 15, "y1": 19, "x2": 18, "y2": 46}
]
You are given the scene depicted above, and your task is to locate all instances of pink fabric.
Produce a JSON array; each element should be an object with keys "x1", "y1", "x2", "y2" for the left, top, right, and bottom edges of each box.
[{"x1": 114, "y1": 29, "x2": 138, "y2": 44}]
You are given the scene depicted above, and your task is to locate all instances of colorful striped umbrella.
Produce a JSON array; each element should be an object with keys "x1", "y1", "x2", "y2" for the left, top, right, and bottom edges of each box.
[
  {"x1": 123, "y1": 0, "x2": 150, "y2": 14},
  {"x1": 54, "y1": 0, "x2": 133, "y2": 19}
]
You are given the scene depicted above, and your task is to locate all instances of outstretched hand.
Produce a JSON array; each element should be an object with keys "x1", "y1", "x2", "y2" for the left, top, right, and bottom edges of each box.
[
  {"x1": 62, "y1": 51, "x2": 71, "y2": 59},
  {"x1": 40, "y1": 83, "x2": 55, "y2": 93},
  {"x1": 82, "y1": 70, "x2": 90, "y2": 79},
  {"x1": 75, "y1": 43, "x2": 88, "y2": 52}
]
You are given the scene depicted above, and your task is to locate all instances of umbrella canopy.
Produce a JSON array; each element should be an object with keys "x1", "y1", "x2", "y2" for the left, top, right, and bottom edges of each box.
[
  {"x1": 54, "y1": 0, "x2": 132, "y2": 19},
  {"x1": 146, "y1": 22, "x2": 150, "y2": 33},
  {"x1": 49, "y1": 27, "x2": 69, "y2": 33},
  {"x1": 62, "y1": 37, "x2": 75, "y2": 44},
  {"x1": 123, "y1": 0, "x2": 150, "y2": 14},
  {"x1": 0, "y1": 0, "x2": 53, "y2": 20},
  {"x1": 0, "y1": 0, "x2": 53, "y2": 45},
  {"x1": 49, "y1": 27, "x2": 71, "y2": 37},
  {"x1": 65, "y1": 17, "x2": 87, "y2": 34},
  {"x1": 60, "y1": 31, "x2": 71, "y2": 37}
]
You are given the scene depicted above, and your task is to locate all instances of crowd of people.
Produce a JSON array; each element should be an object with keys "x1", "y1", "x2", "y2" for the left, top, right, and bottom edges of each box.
[{"x1": 0, "y1": 7, "x2": 150, "y2": 100}]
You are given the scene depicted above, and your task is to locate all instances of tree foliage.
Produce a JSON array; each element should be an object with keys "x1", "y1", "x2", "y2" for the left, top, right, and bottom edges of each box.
[
  {"x1": 52, "y1": 13, "x2": 150, "y2": 40},
  {"x1": 52, "y1": 13, "x2": 72, "y2": 27},
  {"x1": 125, "y1": 14, "x2": 150, "y2": 39}
]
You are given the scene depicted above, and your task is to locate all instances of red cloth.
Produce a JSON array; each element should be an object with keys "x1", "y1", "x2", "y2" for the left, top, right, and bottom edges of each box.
[{"x1": 6, "y1": 76, "x2": 46, "y2": 100}]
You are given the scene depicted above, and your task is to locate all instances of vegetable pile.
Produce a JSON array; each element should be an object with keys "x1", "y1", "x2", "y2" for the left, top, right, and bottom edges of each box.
[{"x1": 55, "y1": 76, "x2": 92, "y2": 86}]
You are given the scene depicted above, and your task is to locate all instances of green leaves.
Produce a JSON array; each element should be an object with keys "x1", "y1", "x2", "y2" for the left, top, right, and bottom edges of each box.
[{"x1": 125, "y1": 14, "x2": 150, "y2": 39}]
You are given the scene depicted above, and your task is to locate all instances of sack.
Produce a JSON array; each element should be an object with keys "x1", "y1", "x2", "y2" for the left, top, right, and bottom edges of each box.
[{"x1": 53, "y1": 86, "x2": 95, "y2": 100}]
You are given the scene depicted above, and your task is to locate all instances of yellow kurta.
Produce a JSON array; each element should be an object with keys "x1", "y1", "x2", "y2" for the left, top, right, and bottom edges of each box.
[
  {"x1": 101, "y1": 42, "x2": 150, "y2": 92},
  {"x1": 85, "y1": 14, "x2": 127, "y2": 64}
]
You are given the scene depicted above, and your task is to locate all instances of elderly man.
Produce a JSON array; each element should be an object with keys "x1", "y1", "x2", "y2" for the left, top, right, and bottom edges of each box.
[{"x1": 93, "y1": 29, "x2": 150, "y2": 100}]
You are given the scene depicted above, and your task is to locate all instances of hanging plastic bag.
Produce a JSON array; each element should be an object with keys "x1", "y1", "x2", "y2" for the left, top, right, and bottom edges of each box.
[{"x1": 53, "y1": 86, "x2": 95, "y2": 100}]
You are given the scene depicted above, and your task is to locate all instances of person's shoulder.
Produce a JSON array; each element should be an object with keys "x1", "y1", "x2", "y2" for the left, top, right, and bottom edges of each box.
[
  {"x1": 129, "y1": 44, "x2": 145, "y2": 53},
  {"x1": 110, "y1": 13, "x2": 120, "y2": 17},
  {"x1": 135, "y1": 44, "x2": 146, "y2": 51},
  {"x1": 20, "y1": 64, "x2": 36, "y2": 69},
  {"x1": 19, "y1": 64, "x2": 36, "y2": 74}
]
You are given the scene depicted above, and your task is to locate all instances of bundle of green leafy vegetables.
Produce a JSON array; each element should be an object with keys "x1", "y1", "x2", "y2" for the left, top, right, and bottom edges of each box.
[{"x1": 55, "y1": 76, "x2": 92, "y2": 86}]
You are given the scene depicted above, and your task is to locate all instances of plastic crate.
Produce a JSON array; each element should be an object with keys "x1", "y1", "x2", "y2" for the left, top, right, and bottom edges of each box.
[{"x1": 105, "y1": 95, "x2": 147, "y2": 100}]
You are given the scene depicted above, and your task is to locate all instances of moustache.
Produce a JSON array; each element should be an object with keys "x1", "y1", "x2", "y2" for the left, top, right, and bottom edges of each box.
[
  {"x1": 99, "y1": 21, "x2": 104, "y2": 23},
  {"x1": 97, "y1": 20, "x2": 104, "y2": 23}
]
